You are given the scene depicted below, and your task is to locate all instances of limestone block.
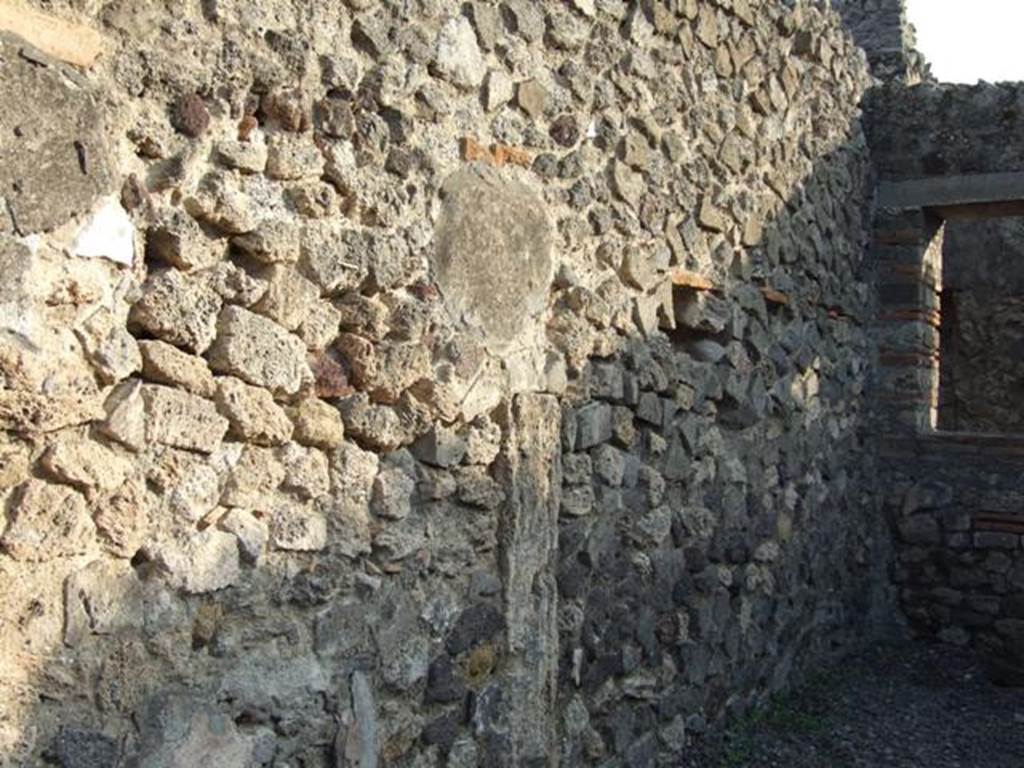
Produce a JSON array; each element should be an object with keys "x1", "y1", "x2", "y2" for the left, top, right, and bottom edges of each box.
[
  {"x1": 0, "y1": 442, "x2": 29, "y2": 491},
  {"x1": 265, "y1": 133, "x2": 324, "y2": 181},
  {"x1": 270, "y1": 499, "x2": 327, "y2": 551},
  {"x1": 130, "y1": 269, "x2": 223, "y2": 353},
  {"x1": 252, "y1": 264, "x2": 320, "y2": 331},
  {"x1": 0, "y1": 479, "x2": 95, "y2": 561},
  {"x1": 338, "y1": 393, "x2": 415, "y2": 452},
  {"x1": 184, "y1": 171, "x2": 259, "y2": 235},
  {"x1": 0, "y1": 389, "x2": 104, "y2": 434},
  {"x1": 68, "y1": 196, "x2": 135, "y2": 267},
  {"x1": 100, "y1": 379, "x2": 146, "y2": 451},
  {"x1": 298, "y1": 299, "x2": 341, "y2": 352},
  {"x1": 356, "y1": 340, "x2": 432, "y2": 403},
  {"x1": 278, "y1": 442, "x2": 330, "y2": 499},
  {"x1": 139, "y1": 340, "x2": 216, "y2": 397},
  {"x1": 287, "y1": 398, "x2": 345, "y2": 448},
  {"x1": 147, "y1": 528, "x2": 241, "y2": 593},
  {"x1": 483, "y1": 70, "x2": 513, "y2": 111},
  {"x1": 336, "y1": 294, "x2": 390, "y2": 340},
  {"x1": 218, "y1": 508, "x2": 268, "y2": 563},
  {"x1": 147, "y1": 209, "x2": 225, "y2": 271},
  {"x1": 412, "y1": 425, "x2": 467, "y2": 468},
  {"x1": 141, "y1": 384, "x2": 229, "y2": 453},
  {"x1": 76, "y1": 308, "x2": 142, "y2": 384},
  {"x1": 93, "y1": 476, "x2": 151, "y2": 557},
  {"x1": 164, "y1": 459, "x2": 220, "y2": 524},
  {"x1": 460, "y1": 418, "x2": 499, "y2": 467},
  {"x1": 232, "y1": 219, "x2": 301, "y2": 264},
  {"x1": 40, "y1": 438, "x2": 132, "y2": 493},
  {"x1": 214, "y1": 139, "x2": 269, "y2": 175},
  {"x1": 299, "y1": 222, "x2": 364, "y2": 295},
  {"x1": 214, "y1": 376, "x2": 293, "y2": 446},
  {"x1": 612, "y1": 161, "x2": 644, "y2": 208},
  {"x1": 221, "y1": 445, "x2": 285, "y2": 510},
  {"x1": 206, "y1": 306, "x2": 313, "y2": 397},
  {"x1": 434, "y1": 16, "x2": 485, "y2": 90}
]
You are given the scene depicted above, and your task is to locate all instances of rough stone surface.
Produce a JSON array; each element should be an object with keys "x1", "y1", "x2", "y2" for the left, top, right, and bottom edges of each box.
[
  {"x1": 435, "y1": 167, "x2": 553, "y2": 348},
  {"x1": 141, "y1": 384, "x2": 229, "y2": 453},
  {"x1": 147, "y1": 529, "x2": 241, "y2": 594},
  {"x1": 435, "y1": 16, "x2": 485, "y2": 90},
  {"x1": 0, "y1": 35, "x2": 113, "y2": 234},
  {"x1": 0, "y1": 1, "x2": 993, "y2": 765},
  {"x1": 1, "y1": 480, "x2": 94, "y2": 561},
  {"x1": 287, "y1": 398, "x2": 345, "y2": 448},
  {"x1": 40, "y1": 439, "x2": 132, "y2": 493},
  {"x1": 270, "y1": 500, "x2": 327, "y2": 552},
  {"x1": 130, "y1": 270, "x2": 223, "y2": 353},
  {"x1": 214, "y1": 376, "x2": 294, "y2": 445},
  {"x1": 206, "y1": 306, "x2": 313, "y2": 396},
  {"x1": 139, "y1": 340, "x2": 217, "y2": 397}
]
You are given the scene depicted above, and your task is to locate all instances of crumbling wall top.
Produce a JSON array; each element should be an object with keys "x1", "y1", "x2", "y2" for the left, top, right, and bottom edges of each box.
[
  {"x1": 866, "y1": 82, "x2": 1024, "y2": 181},
  {"x1": 833, "y1": 0, "x2": 931, "y2": 85}
]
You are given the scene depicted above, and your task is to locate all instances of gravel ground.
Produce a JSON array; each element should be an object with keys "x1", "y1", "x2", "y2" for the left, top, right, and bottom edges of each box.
[{"x1": 687, "y1": 642, "x2": 1024, "y2": 768}]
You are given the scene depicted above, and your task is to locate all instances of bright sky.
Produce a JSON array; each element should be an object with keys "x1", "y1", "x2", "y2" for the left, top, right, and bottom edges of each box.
[{"x1": 905, "y1": 0, "x2": 1024, "y2": 83}]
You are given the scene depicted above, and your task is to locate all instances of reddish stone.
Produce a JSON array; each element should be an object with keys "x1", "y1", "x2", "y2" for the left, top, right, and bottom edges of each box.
[
  {"x1": 172, "y1": 93, "x2": 210, "y2": 138},
  {"x1": 309, "y1": 353, "x2": 354, "y2": 400}
]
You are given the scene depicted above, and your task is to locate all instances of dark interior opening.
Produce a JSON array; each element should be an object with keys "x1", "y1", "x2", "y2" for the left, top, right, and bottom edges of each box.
[{"x1": 937, "y1": 216, "x2": 1024, "y2": 433}]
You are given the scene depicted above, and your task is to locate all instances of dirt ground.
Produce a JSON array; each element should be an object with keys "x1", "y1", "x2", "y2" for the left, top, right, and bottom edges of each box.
[{"x1": 687, "y1": 641, "x2": 1024, "y2": 768}]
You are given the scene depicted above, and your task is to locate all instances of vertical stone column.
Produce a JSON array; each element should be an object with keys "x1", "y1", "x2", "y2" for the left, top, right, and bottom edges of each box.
[
  {"x1": 874, "y1": 208, "x2": 944, "y2": 432},
  {"x1": 494, "y1": 394, "x2": 561, "y2": 767}
]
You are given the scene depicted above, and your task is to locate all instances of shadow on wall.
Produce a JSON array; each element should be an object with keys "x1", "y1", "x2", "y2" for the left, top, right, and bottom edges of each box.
[{"x1": 0, "y1": 2, "x2": 893, "y2": 767}]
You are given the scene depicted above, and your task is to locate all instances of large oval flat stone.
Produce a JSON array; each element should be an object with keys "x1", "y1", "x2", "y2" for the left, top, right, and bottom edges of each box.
[
  {"x1": 0, "y1": 34, "x2": 113, "y2": 234},
  {"x1": 434, "y1": 167, "x2": 553, "y2": 348}
]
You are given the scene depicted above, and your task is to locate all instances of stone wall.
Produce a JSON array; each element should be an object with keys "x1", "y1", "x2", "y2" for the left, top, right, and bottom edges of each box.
[
  {"x1": 867, "y1": 82, "x2": 1024, "y2": 180},
  {"x1": 0, "y1": 2, "x2": 887, "y2": 766},
  {"x1": 832, "y1": 0, "x2": 930, "y2": 84},
  {"x1": 939, "y1": 217, "x2": 1024, "y2": 434},
  {"x1": 858, "y1": 12, "x2": 1024, "y2": 691},
  {"x1": 886, "y1": 433, "x2": 1024, "y2": 685}
]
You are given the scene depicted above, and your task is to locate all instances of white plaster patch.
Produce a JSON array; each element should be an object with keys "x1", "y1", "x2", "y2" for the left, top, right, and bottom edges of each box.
[{"x1": 70, "y1": 196, "x2": 135, "y2": 266}]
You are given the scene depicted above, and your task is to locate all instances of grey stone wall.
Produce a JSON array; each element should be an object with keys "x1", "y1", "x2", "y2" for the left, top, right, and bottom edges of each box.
[
  {"x1": 832, "y1": 0, "x2": 931, "y2": 84},
  {"x1": 867, "y1": 82, "x2": 1024, "y2": 180},
  {"x1": 887, "y1": 434, "x2": 1024, "y2": 685},
  {"x1": 0, "y1": 2, "x2": 888, "y2": 766},
  {"x1": 857, "y1": 7, "x2": 1024, "y2": 691}
]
